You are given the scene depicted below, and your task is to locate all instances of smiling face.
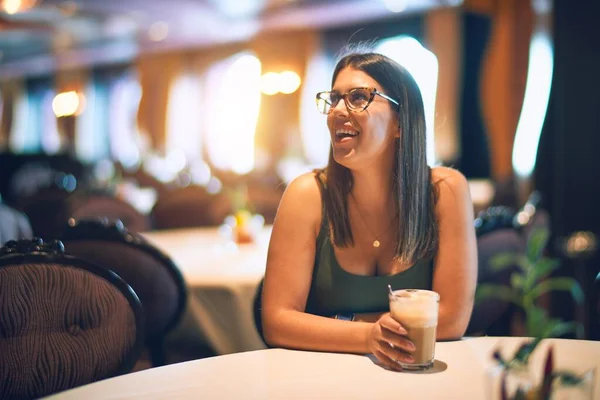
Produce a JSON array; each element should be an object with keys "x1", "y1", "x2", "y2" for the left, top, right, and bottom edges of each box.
[{"x1": 327, "y1": 67, "x2": 400, "y2": 171}]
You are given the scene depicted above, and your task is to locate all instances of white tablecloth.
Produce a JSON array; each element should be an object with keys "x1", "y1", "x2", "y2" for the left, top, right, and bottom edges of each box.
[
  {"x1": 142, "y1": 226, "x2": 272, "y2": 355},
  {"x1": 47, "y1": 337, "x2": 600, "y2": 399}
]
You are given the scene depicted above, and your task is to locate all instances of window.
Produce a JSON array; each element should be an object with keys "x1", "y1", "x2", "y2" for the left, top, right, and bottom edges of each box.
[
  {"x1": 512, "y1": 31, "x2": 553, "y2": 178},
  {"x1": 9, "y1": 89, "x2": 37, "y2": 153},
  {"x1": 41, "y1": 90, "x2": 62, "y2": 154},
  {"x1": 166, "y1": 74, "x2": 203, "y2": 165},
  {"x1": 204, "y1": 52, "x2": 262, "y2": 174},
  {"x1": 76, "y1": 80, "x2": 110, "y2": 163},
  {"x1": 109, "y1": 74, "x2": 143, "y2": 169},
  {"x1": 376, "y1": 36, "x2": 439, "y2": 166},
  {"x1": 299, "y1": 50, "x2": 334, "y2": 169}
]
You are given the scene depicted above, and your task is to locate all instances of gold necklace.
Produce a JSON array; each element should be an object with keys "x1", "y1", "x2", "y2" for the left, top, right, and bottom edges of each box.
[{"x1": 350, "y1": 193, "x2": 398, "y2": 248}]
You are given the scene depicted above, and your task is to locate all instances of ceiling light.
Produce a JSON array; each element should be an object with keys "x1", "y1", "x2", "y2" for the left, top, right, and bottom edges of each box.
[
  {"x1": 214, "y1": 0, "x2": 265, "y2": 18},
  {"x1": 278, "y1": 71, "x2": 301, "y2": 94},
  {"x1": 148, "y1": 21, "x2": 169, "y2": 42},
  {"x1": 1, "y1": 0, "x2": 37, "y2": 15},
  {"x1": 260, "y1": 72, "x2": 280, "y2": 96},
  {"x1": 381, "y1": 0, "x2": 406, "y2": 13},
  {"x1": 52, "y1": 91, "x2": 86, "y2": 118}
]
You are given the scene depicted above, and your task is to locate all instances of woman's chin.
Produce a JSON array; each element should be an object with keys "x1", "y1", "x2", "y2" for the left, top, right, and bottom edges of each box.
[{"x1": 332, "y1": 148, "x2": 359, "y2": 168}]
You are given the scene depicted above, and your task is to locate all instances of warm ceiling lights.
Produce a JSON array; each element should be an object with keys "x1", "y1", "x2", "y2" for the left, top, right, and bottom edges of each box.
[
  {"x1": 381, "y1": 0, "x2": 406, "y2": 13},
  {"x1": 148, "y1": 21, "x2": 169, "y2": 42},
  {"x1": 260, "y1": 72, "x2": 280, "y2": 96},
  {"x1": 52, "y1": 91, "x2": 86, "y2": 118},
  {"x1": 1, "y1": 0, "x2": 38, "y2": 15},
  {"x1": 260, "y1": 70, "x2": 301, "y2": 95}
]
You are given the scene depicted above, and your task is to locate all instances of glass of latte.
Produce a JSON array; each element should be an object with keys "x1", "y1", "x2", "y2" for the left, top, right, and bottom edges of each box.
[{"x1": 389, "y1": 289, "x2": 439, "y2": 371}]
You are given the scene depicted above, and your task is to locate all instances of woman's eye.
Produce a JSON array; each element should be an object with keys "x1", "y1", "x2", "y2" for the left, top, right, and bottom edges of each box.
[
  {"x1": 329, "y1": 93, "x2": 341, "y2": 104},
  {"x1": 350, "y1": 91, "x2": 368, "y2": 103}
]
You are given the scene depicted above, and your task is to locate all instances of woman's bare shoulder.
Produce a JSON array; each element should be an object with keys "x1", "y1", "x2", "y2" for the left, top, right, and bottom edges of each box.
[
  {"x1": 277, "y1": 171, "x2": 323, "y2": 228},
  {"x1": 431, "y1": 166, "x2": 471, "y2": 207},
  {"x1": 284, "y1": 171, "x2": 323, "y2": 201},
  {"x1": 431, "y1": 166, "x2": 467, "y2": 185}
]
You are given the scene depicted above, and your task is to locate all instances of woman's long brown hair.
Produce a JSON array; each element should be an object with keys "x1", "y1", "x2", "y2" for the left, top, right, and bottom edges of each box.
[{"x1": 320, "y1": 52, "x2": 439, "y2": 266}]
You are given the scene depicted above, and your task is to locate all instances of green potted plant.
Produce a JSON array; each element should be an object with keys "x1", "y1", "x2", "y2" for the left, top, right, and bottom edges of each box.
[
  {"x1": 477, "y1": 226, "x2": 590, "y2": 399},
  {"x1": 477, "y1": 226, "x2": 584, "y2": 345}
]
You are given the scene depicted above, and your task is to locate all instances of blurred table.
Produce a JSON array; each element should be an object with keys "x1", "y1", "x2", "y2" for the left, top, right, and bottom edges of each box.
[
  {"x1": 47, "y1": 337, "x2": 600, "y2": 399},
  {"x1": 142, "y1": 226, "x2": 272, "y2": 355}
]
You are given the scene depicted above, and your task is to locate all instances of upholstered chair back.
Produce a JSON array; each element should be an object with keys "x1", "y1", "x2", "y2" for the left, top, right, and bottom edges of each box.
[
  {"x1": 70, "y1": 195, "x2": 150, "y2": 233},
  {"x1": 61, "y1": 218, "x2": 186, "y2": 367},
  {"x1": 0, "y1": 239, "x2": 144, "y2": 400},
  {"x1": 150, "y1": 185, "x2": 233, "y2": 229}
]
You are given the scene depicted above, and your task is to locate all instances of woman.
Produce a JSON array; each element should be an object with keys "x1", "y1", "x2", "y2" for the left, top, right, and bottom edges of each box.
[{"x1": 261, "y1": 52, "x2": 477, "y2": 371}]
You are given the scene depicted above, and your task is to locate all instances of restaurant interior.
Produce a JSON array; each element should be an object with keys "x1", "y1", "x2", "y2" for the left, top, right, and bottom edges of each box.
[{"x1": 0, "y1": 0, "x2": 599, "y2": 398}]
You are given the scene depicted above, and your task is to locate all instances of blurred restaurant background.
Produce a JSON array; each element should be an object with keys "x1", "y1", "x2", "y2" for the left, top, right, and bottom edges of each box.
[{"x1": 0, "y1": 0, "x2": 599, "y2": 371}]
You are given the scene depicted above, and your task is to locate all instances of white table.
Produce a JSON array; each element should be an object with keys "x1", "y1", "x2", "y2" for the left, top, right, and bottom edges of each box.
[
  {"x1": 142, "y1": 226, "x2": 272, "y2": 355},
  {"x1": 46, "y1": 337, "x2": 600, "y2": 399}
]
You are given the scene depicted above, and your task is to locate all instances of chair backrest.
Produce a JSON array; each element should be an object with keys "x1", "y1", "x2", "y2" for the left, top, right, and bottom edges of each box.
[
  {"x1": 466, "y1": 228, "x2": 526, "y2": 336},
  {"x1": 17, "y1": 187, "x2": 74, "y2": 240},
  {"x1": 467, "y1": 190, "x2": 554, "y2": 336},
  {"x1": 60, "y1": 218, "x2": 186, "y2": 361},
  {"x1": 18, "y1": 190, "x2": 150, "y2": 240},
  {"x1": 150, "y1": 185, "x2": 233, "y2": 229},
  {"x1": 0, "y1": 238, "x2": 144, "y2": 400},
  {"x1": 70, "y1": 194, "x2": 150, "y2": 233},
  {"x1": 0, "y1": 203, "x2": 33, "y2": 245}
]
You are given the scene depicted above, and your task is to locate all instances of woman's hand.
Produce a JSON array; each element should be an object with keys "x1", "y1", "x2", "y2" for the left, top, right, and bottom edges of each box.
[{"x1": 367, "y1": 313, "x2": 415, "y2": 371}]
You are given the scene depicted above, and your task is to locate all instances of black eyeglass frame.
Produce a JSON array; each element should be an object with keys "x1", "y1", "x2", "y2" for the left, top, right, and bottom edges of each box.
[{"x1": 315, "y1": 87, "x2": 400, "y2": 114}]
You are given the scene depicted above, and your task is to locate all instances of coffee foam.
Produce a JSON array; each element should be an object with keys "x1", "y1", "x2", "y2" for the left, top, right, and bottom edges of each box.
[
  {"x1": 390, "y1": 303, "x2": 437, "y2": 327},
  {"x1": 389, "y1": 289, "x2": 439, "y2": 327}
]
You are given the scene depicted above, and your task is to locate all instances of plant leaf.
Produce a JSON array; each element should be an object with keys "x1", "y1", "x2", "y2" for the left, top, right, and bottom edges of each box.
[
  {"x1": 475, "y1": 284, "x2": 521, "y2": 307},
  {"x1": 492, "y1": 348, "x2": 509, "y2": 368},
  {"x1": 529, "y1": 277, "x2": 585, "y2": 304},
  {"x1": 544, "y1": 320, "x2": 582, "y2": 339},
  {"x1": 540, "y1": 345, "x2": 554, "y2": 399},
  {"x1": 511, "y1": 273, "x2": 526, "y2": 290},
  {"x1": 525, "y1": 306, "x2": 549, "y2": 337},
  {"x1": 527, "y1": 227, "x2": 550, "y2": 262},
  {"x1": 512, "y1": 338, "x2": 542, "y2": 364},
  {"x1": 530, "y1": 258, "x2": 561, "y2": 282},
  {"x1": 490, "y1": 253, "x2": 521, "y2": 271},
  {"x1": 553, "y1": 370, "x2": 585, "y2": 387}
]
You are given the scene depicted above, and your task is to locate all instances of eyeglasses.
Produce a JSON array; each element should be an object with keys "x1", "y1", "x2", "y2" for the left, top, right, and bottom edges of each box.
[{"x1": 315, "y1": 87, "x2": 399, "y2": 114}]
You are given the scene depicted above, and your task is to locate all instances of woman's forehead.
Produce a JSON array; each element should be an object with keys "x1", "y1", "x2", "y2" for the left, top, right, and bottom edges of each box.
[{"x1": 332, "y1": 67, "x2": 381, "y2": 91}]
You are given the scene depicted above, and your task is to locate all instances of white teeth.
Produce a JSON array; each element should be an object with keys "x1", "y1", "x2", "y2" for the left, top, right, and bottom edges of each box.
[{"x1": 335, "y1": 129, "x2": 359, "y2": 137}]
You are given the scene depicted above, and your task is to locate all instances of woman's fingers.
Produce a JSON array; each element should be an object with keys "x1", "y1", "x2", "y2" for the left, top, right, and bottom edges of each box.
[
  {"x1": 378, "y1": 313, "x2": 407, "y2": 335},
  {"x1": 374, "y1": 342, "x2": 415, "y2": 371},
  {"x1": 380, "y1": 338, "x2": 415, "y2": 363},
  {"x1": 373, "y1": 348, "x2": 403, "y2": 371},
  {"x1": 377, "y1": 314, "x2": 415, "y2": 354},
  {"x1": 370, "y1": 313, "x2": 416, "y2": 370},
  {"x1": 381, "y1": 329, "x2": 415, "y2": 354}
]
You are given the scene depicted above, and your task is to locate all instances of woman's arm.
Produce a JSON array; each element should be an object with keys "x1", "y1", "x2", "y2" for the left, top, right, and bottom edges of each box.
[
  {"x1": 431, "y1": 167, "x2": 478, "y2": 340},
  {"x1": 261, "y1": 173, "x2": 413, "y2": 367},
  {"x1": 262, "y1": 172, "x2": 370, "y2": 352}
]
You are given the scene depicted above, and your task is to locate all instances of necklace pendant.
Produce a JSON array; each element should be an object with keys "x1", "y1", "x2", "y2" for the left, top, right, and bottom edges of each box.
[{"x1": 373, "y1": 240, "x2": 381, "y2": 248}]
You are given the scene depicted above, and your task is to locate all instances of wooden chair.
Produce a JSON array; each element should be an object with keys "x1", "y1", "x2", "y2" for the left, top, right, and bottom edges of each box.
[
  {"x1": 467, "y1": 191, "x2": 550, "y2": 336},
  {"x1": 61, "y1": 218, "x2": 187, "y2": 367},
  {"x1": 0, "y1": 238, "x2": 144, "y2": 400},
  {"x1": 150, "y1": 185, "x2": 233, "y2": 229}
]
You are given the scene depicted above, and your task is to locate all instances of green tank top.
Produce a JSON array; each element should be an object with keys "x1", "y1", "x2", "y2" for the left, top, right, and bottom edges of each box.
[{"x1": 305, "y1": 180, "x2": 434, "y2": 317}]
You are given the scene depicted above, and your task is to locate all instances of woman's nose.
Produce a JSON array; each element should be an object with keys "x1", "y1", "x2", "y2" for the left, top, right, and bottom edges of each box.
[{"x1": 331, "y1": 98, "x2": 349, "y2": 116}]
